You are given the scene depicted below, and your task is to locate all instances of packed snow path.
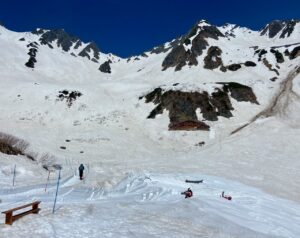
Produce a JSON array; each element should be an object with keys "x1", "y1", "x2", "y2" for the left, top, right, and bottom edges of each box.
[{"x1": 0, "y1": 172, "x2": 300, "y2": 238}]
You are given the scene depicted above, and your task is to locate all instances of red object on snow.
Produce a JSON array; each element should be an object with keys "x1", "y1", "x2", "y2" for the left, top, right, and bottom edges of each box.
[
  {"x1": 221, "y1": 191, "x2": 232, "y2": 201},
  {"x1": 181, "y1": 188, "x2": 193, "y2": 198}
]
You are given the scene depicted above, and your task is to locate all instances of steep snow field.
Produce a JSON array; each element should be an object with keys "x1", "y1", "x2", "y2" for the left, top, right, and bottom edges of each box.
[{"x1": 0, "y1": 22, "x2": 300, "y2": 237}]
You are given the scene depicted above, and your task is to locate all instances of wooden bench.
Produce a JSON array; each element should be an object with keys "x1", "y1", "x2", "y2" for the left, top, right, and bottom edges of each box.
[{"x1": 2, "y1": 201, "x2": 41, "y2": 225}]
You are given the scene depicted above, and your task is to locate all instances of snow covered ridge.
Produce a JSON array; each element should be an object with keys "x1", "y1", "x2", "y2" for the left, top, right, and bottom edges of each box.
[
  {"x1": 145, "y1": 19, "x2": 300, "y2": 72},
  {"x1": 31, "y1": 28, "x2": 120, "y2": 64},
  {"x1": 0, "y1": 24, "x2": 120, "y2": 75},
  {"x1": 260, "y1": 19, "x2": 300, "y2": 38},
  {"x1": 1, "y1": 19, "x2": 300, "y2": 75}
]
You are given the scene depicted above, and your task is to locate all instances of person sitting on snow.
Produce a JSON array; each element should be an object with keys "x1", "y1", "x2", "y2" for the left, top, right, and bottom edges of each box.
[
  {"x1": 181, "y1": 188, "x2": 193, "y2": 198},
  {"x1": 79, "y1": 164, "x2": 85, "y2": 180}
]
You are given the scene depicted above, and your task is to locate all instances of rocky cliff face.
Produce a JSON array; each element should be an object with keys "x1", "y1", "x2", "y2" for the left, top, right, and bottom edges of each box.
[
  {"x1": 25, "y1": 42, "x2": 39, "y2": 68},
  {"x1": 260, "y1": 19, "x2": 300, "y2": 38},
  {"x1": 162, "y1": 20, "x2": 224, "y2": 71},
  {"x1": 99, "y1": 60, "x2": 112, "y2": 73},
  {"x1": 78, "y1": 41, "x2": 100, "y2": 61},
  {"x1": 204, "y1": 46, "x2": 223, "y2": 69},
  {"x1": 141, "y1": 82, "x2": 259, "y2": 130},
  {"x1": 157, "y1": 19, "x2": 300, "y2": 74},
  {"x1": 32, "y1": 28, "x2": 102, "y2": 63},
  {"x1": 32, "y1": 29, "x2": 80, "y2": 51}
]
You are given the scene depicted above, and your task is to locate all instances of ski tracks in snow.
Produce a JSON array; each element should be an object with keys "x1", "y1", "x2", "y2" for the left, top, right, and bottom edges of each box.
[{"x1": 1, "y1": 172, "x2": 300, "y2": 237}]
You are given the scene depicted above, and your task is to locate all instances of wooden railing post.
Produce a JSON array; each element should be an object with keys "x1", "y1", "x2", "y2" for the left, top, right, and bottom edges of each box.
[
  {"x1": 32, "y1": 203, "x2": 39, "y2": 213},
  {"x1": 5, "y1": 212, "x2": 13, "y2": 225}
]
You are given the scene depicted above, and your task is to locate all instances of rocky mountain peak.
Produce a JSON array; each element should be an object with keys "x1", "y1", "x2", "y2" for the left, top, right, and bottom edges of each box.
[
  {"x1": 78, "y1": 41, "x2": 100, "y2": 61},
  {"x1": 31, "y1": 28, "x2": 102, "y2": 62},
  {"x1": 161, "y1": 20, "x2": 224, "y2": 71},
  {"x1": 197, "y1": 19, "x2": 211, "y2": 27},
  {"x1": 219, "y1": 23, "x2": 239, "y2": 35},
  {"x1": 260, "y1": 19, "x2": 300, "y2": 38},
  {"x1": 32, "y1": 28, "x2": 81, "y2": 51}
]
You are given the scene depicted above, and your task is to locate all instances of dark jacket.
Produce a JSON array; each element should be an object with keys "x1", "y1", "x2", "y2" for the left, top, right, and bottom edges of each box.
[{"x1": 79, "y1": 164, "x2": 85, "y2": 171}]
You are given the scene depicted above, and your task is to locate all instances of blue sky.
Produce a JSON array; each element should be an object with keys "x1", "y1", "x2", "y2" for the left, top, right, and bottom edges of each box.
[{"x1": 0, "y1": 0, "x2": 299, "y2": 57}]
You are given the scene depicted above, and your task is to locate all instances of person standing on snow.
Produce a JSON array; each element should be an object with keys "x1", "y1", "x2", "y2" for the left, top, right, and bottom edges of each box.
[{"x1": 79, "y1": 164, "x2": 85, "y2": 180}]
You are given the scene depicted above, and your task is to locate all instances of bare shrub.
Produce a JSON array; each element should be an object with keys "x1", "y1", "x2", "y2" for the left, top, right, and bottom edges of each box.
[
  {"x1": 0, "y1": 132, "x2": 29, "y2": 155},
  {"x1": 0, "y1": 132, "x2": 62, "y2": 169},
  {"x1": 39, "y1": 153, "x2": 61, "y2": 171},
  {"x1": 25, "y1": 151, "x2": 39, "y2": 161}
]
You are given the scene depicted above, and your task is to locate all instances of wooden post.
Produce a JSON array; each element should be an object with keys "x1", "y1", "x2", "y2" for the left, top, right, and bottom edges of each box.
[
  {"x1": 32, "y1": 203, "x2": 39, "y2": 213},
  {"x1": 5, "y1": 212, "x2": 13, "y2": 225}
]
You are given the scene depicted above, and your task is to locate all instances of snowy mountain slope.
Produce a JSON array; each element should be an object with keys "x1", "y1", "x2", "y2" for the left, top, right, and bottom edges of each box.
[
  {"x1": 0, "y1": 25, "x2": 120, "y2": 79},
  {"x1": 0, "y1": 19, "x2": 300, "y2": 237}
]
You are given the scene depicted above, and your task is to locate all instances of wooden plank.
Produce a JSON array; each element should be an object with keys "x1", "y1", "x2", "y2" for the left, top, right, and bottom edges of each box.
[
  {"x1": 12, "y1": 208, "x2": 40, "y2": 223},
  {"x1": 185, "y1": 179, "x2": 203, "y2": 184},
  {"x1": 2, "y1": 201, "x2": 41, "y2": 214}
]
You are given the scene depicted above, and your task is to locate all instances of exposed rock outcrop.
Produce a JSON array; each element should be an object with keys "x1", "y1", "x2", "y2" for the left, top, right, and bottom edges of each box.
[
  {"x1": 99, "y1": 60, "x2": 112, "y2": 73},
  {"x1": 217, "y1": 82, "x2": 259, "y2": 104},
  {"x1": 141, "y1": 82, "x2": 258, "y2": 130},
  {"x1": 270, "y1": 77, "x2": 278, "y2": 82},
  {"x1": 255, "y1": 49, "x2": 268, "y2": 61},
  {"x1": 289, "y1": 46, "x2": 300, "y2": 59},
  {"x1": 78, "y1": 41, "x2": 100, "y2": 61},
  {"x1": 220, "y1": 65, "x2": 227, "y2": 72},
  {"x1": 217, "y1": 61, "x2": 256, "y2": 72},
  {"x1": 162, "y1": 21, "x2": 224, "y2": 71},
  {"x1": 25, "y1": 57, "x2": 36, "y2": 68},
  {"x1": 25, "y1": 42, "x2": 39, "y2": 68},
  {"x1": 162, "y1": 46, "x2": 197, "y2": 71},
  {"x1": 57, "y1": 90, "x2": 82, "y2": 107},
  {"x1": 227, "y1": 63, "x2": 241, "y2": 71},
  {"x1": 150, "y1": 38, "x2": 182, "y2": 55},
  {"x1": 32, "y1": 28, "x2": 101, "y2": 62},
  {"x1": 270, "y1": 49, "x2": 284, "y2": 63},
  {"x1": 260, "y1": 20, "x2": 299, "y2": 38},
  {"x1": 262, "y1": 58, "x2": 280, "y2": 76},
  {"x1": 279, "y1": 20, "x2": 299, "y2": 38},
  {"x1": 260, "y1": 20, "x2": 285, "y2": 38},
  {"x1": 32, "y1": 29, "x2": 79, "y2": 52},
  {"x1": 169, "y1": 121, "x2": 210, "y2": 131},
  {"x1": 204, "y1": 46, "x2": 223, "y2": 69},
  {"x1": 244, "y1": 61, "x2": 257, "y2": 67}
]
